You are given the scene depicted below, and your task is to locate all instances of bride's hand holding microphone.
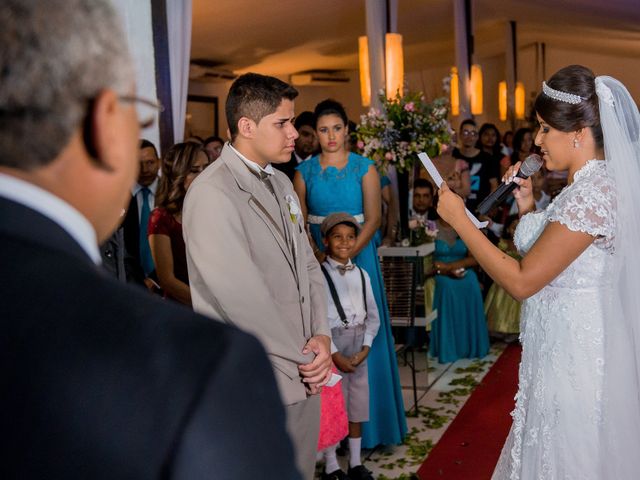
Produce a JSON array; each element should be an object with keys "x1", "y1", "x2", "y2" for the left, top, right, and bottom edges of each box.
[{"x1": 504, "y1": 161, "x2": 535, "y2": 216}]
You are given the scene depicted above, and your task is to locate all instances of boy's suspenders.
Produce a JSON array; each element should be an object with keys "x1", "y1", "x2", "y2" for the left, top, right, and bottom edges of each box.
[{"x1": 320, "y1": 264, "x2": 368, "y2": 329}]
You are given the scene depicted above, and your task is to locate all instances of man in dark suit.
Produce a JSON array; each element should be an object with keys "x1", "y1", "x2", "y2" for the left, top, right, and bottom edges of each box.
[
  {"x1": 122, "y1": 139, "x2": 160, "y2": 287},
  {"x1": 0, "y1": 1, "x2": 299, "y2": 479},
  {"x1": 273, "y1": 110, "x2": 318, "y2": 181}
]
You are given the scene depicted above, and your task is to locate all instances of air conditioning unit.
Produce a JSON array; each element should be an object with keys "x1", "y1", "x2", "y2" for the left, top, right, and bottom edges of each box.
[
  {"x1": 290, "y1": 71, "x2": 350, "y2": 86},
  {"x1": 189, "y1": 62, "x2": 237, "y2": 83}
]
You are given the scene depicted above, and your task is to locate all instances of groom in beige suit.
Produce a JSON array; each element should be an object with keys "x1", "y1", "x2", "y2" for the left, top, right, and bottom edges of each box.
[{"x1": 183, "y1": 73, "x2": 331, "y2": 479}]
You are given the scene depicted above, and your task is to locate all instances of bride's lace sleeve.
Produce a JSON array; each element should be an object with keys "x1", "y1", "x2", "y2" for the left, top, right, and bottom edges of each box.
[{"x1": 546, "y1": 175, "x2": 616, "y2": 241}]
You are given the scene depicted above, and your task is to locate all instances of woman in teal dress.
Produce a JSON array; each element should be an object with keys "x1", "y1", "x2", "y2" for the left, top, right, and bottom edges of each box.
[
  {"x1": 430, "y1": 219, "x2": 490, "y2": 363},
  {"x1": 294, "y1": 99, "x2": 407, "y2": 449}
]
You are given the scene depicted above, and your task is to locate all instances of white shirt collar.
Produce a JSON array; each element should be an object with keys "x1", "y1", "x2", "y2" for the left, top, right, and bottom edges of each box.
[
  {"x1": 131, "y1": 176, "x2": 158, "y2": 197},
  {"x1": 229, "y1": 143, "x2": 275, "y2": 176},
  {"x1": 325, "y1": 256, "x2": 354, "y2": 270},
  {"x1": 0, "y1": 173, "x2": 101, "y2": 264}
]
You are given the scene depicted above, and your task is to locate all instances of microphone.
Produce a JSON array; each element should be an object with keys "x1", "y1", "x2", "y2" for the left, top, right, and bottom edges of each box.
[{"x1": 476, "y1": 154, "x2": 543, "y2": 216}]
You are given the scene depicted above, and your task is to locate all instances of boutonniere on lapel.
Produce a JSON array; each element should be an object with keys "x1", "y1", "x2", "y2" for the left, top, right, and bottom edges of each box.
[{"x1": 285, "y1": 194, "x2": 301, "y2": 224}]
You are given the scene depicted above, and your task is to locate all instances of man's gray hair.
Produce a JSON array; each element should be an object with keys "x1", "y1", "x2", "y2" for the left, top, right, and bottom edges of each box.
[{"x1": 0, "y1": 0, "x2": 134, "y2": 170}]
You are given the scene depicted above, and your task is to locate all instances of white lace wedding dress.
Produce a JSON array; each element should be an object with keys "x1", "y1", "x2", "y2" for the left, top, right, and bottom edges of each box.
[{"x1": 492, "y1": 159, "x2": 616, "y2": 480}]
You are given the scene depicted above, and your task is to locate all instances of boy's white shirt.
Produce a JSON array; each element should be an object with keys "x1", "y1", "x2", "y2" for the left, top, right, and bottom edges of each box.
[{"x1": 322, "y1": 256, "x2": 380, "y2": 354}]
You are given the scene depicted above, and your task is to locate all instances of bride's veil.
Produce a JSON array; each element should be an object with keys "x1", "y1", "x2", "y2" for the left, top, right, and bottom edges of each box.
[{"x1": 597, "y1": 76, "x2": 640, "y2": 477}]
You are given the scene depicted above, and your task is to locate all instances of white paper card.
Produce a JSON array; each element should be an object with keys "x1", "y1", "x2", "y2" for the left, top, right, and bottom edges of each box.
[
  {"x1": 417, "y1": 152, "x2": 489, "y2": 229},
  {"x1": 326, "y1": 373, "x2": 342, "y2": 387}
]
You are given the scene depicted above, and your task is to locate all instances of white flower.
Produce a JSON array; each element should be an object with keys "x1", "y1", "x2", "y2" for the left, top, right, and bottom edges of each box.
[{"x1": 285, "y1": 194, "x2": 301, "y2": 223}]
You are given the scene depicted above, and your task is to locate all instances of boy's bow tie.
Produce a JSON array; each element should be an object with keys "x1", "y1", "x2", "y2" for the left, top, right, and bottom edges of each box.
[{"x1": 337, "y1": 264, "x2": 355, "y2": 275}]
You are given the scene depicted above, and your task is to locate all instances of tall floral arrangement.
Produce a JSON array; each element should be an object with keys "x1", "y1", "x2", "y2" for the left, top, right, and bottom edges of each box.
[{"x1": 355, "y1": 90, "x2": 452, "y2": 173}]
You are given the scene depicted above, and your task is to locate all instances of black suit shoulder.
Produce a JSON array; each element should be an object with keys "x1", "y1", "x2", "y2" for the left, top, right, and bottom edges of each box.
[{"x1": 0, "y1": 204, "x2": 299, "y2": 479}]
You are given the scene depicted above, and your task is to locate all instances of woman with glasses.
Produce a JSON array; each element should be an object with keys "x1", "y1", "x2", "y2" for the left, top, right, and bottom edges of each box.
[
  {"x1": 148, "y1": 142, "x2": 209, "y2": 305},
  {"x1": 453, "y1": 119, "x2": 500, "y2": 213}
]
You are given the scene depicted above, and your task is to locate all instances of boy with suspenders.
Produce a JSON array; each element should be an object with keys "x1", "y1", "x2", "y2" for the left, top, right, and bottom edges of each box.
[{"x1": 319, "y1": 213, "x2": 380, "y2": 480}]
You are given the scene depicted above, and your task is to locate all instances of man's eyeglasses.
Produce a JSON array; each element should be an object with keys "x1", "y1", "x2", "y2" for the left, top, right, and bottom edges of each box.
[
  {"x1": 119, "y1": 95, "x2": 164, "y2": 129},
  {"x1": 461, "y1": 130, "x2": 478, "y2": 137}
]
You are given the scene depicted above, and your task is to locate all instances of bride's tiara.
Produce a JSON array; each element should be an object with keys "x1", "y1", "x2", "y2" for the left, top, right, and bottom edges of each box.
[{"x1": 542, "y1": 81, "x2": 585, "y2": 105}]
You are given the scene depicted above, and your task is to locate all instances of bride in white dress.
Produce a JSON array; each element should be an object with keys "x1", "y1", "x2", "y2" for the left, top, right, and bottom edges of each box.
[{"x1": 437, "y1": 65, "x2": 640, "y2": 479}]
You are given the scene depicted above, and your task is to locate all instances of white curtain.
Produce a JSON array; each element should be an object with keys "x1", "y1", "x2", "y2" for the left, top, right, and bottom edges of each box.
[
  {"x1": 166, "y1": 0, "x2": 192, "y2": 143},
  {"x1": 111, "y1": 0, "x2": 160, "y2": 150}
]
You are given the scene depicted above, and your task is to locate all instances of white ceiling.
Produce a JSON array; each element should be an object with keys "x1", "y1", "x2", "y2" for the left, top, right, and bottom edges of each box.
[{"x1": 191, "y1": 0, "x2": 640, "y2": 76}]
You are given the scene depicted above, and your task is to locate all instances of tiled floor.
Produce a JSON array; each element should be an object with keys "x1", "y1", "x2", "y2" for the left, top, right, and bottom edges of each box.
[{"x1": 315, "y1": 343, "x2": 507, "y2": 479}]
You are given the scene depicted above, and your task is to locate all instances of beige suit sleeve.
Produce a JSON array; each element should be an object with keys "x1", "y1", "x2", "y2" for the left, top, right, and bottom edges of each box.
[
  {"x1": 183, "y1": 182, "x2": 309, "y2": 376},
  {"x1": 301, "y1": 221, "x2": 330, "y2": 338}
]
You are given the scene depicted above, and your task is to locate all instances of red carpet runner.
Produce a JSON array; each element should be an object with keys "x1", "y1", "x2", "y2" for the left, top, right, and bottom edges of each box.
[{"x1": 417, "y1": 344, "x2": 521, "y2": 480}]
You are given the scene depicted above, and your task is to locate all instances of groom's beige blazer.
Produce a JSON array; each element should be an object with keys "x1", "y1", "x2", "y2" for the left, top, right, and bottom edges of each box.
[{"x1": 183, "y1": 145, "x2": 329, "y2": 406}]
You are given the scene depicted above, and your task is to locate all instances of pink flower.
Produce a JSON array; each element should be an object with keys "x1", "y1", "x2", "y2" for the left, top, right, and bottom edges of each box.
[
  {"x1": 357, "y1": 140, "x2": 365, "y2": 149},
  {"x1": 404, "y1": 102, "x2": 415, "y2": 112},
  {"x1": 384, "y1": 151, "x2": 394, "y2": 161}
]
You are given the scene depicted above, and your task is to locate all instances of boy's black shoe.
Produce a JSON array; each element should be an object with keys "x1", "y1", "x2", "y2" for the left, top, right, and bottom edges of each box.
[
  {"x1": 347, "y1": 465, "x2": 374, "y2": 480},
  {"x1": 321, "y1": 469, "x2": 350, "y2": 480}
]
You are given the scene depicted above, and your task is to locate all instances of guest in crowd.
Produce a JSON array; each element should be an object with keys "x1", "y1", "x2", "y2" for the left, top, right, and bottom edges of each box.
[
  {"x1": 122, "y1": 139, "x2": 160, "y2": 289},
  {"x1": 274, "y1": 110, "x2": 319, "y2": 181},
  {"x1": 345, "y1": 119, "x2": 359, "y2": 153},
  {"x1": 425, "y1": 166, "x2": 490, "y2": 363},
  {"x1": 148, "y1": 142, "x2": 209, "y2": 305},
  {"x1": 378, "y1": 174, "x2": 399, "y2": 246},
  {"x1": 477, "y1": 123, "x2": 503, "y2": 170},
  {"x1": 453, "y1": 119, "x2": 499, "y2": 213},
  {"x1": 410, "y1": 178, "x2": 438, "y2": 222},
  {"x1": 100, "y1": 223, "x2": 141, "y2": 283},
  {"x1": 501, "y1": 130, "x2": 514, "y2": 156},
  {"x1": 320, "y1": 213, "x2": 380, "y2": 480},
  {"x1": 501, "y1": 127, "x2": 533, "y2": 176},
  {"x1": 484, "y1": 215, "x2": 521, "y2": 343},
  {"x1": 428, "y1": 136, "x2": 471, "y2": 201},
  {"x1": 0, "y1": 1, "x2": 298, "y2": 478},
  {"x1": 294, "y1": 99, "x2": 407, "y2": 449},
  {"x1": 203, "y1": 135, "x2": 224, "y2": 162},
  {"x1": 183, "y1": 73, "x2": 331, "y2": 479}
]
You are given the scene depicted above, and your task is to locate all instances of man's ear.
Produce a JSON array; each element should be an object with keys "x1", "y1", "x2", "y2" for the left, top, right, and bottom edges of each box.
[
  {"x1": 85, "y1": 89, "x2": 119, "y2": 172},
  {"x1": 322, "y1": 237, "x2": 329, "y2": 248},
  {"x1": 237, "y1": 117, "x2": 256, "y2": 139}
]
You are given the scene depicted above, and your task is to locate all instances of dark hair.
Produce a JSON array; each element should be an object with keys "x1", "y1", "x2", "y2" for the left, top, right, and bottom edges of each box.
[
  {"x1": 476, "y1": 123, "x2": 502, "y2": 157},
  {"x1": 225, "y1": 73, "x2": 298, "y2": 141},
  {"x1": 203, "y1": 135, "x2": 224, "y2": 146},
  {"x1": 294, "y1": 111, "x2": 315, "y2": 130},
  {"x1": 155, "y1": 142, "x2": 207, "y2": 214},
  {"x1": 413, "y1": 178, "x2": 434, "y2": 193},
  {"x1": 510, "y1": 128, "x2": 533, "y2": 164},
  {"x1": 459, "y1": 119, "x2": 477, "y2": 131},
  {"x1": 534, "y1": 65, "x2": 603, "y2": 149},
  {"x1": 313, "y1": 99, "x2": 348, "y2": 128},
  {"x1": 139, "y1": 139, "x2": 158, "y2": 158}
]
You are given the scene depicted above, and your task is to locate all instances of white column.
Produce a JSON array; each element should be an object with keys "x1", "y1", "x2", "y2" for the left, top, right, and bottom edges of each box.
[
  {"x1": 166, "y1": 0, "x2": 192, "y2": 142},
  {"x1": 365, "y1": 0, "x2": 386, "y2": 111},
  {"x1": 505, "y1": 21, "x2": 517, "y2": 130},
  {"x1": 453, "y1": 0, "x2": 471, "y2": 119}
]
